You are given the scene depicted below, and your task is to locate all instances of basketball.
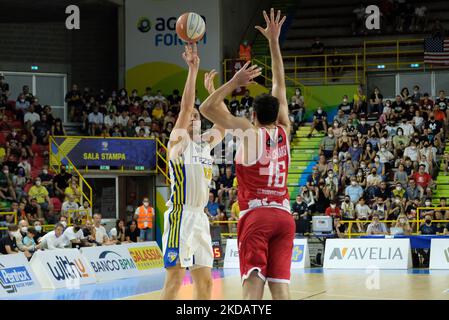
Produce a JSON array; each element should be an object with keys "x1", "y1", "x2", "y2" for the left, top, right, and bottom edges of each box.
[{"x1": 176, "y1": 12, "x2": 206, "y2": 43}]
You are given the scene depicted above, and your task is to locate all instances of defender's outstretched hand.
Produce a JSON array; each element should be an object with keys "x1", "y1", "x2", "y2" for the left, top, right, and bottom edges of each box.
[
  {"x1": 231, "y1": 61, "x2": 262, "y2": 88},
  {"x1": 204, "y1": 69, "x2": 218, "y2": 94},
  {"x1": 182, "y1": 42, "x2": 200, "y2": 69},
  {"x1": 255, "y1": 8, "x2": 286, "y2": 42}
]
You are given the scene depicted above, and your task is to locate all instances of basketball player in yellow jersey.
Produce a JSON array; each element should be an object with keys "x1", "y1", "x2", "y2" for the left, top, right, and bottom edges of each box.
[{"x1": 160, "y1": 43, "x2": 225, "y2": 300}]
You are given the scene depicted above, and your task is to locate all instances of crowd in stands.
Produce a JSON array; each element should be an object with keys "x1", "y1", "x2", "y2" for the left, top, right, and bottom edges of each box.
[
  {"x1": 3, "y1": 68, "x2": 449, "y2": 255},
  {"x1": 0, "y1": 74, "x2": 162, "y2": 256},
  {"x1": 293, "y1": 84, "x2": 449, "y2": 238}
]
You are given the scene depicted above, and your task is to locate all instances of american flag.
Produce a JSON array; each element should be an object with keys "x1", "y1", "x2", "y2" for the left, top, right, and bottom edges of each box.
[{"x1": 424, "y1": 37, "x2": 449, "y2": 65}]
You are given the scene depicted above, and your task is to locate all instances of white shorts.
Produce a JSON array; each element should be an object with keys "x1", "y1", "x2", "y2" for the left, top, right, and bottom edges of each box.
[{"x1": 162, "y1": 204, "x2": 213, "y2": 269}]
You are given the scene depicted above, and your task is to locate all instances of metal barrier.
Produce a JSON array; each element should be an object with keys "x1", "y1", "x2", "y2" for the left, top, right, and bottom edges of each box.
[
  {"x1": 0, "y1": 212, "x2": 17, "y2": 230},
  {"x1": 211, "y1": 220, "x2": 238, "y2": 238},
  {"x1": 223, "y1": 38, "x2": 444, "y2": 86},
  {"x1": 67, "y1": 209, "x2": 92, "y2": 224},
  {"x1": 363, "y1": 38, "x2": 425, "y2": 76},
  {"x1": 340, "y1": 218, "x2": 449, "y2": 238},
  {"x1": 49, "y1": 136, "x2": 93, "y2": 209}
]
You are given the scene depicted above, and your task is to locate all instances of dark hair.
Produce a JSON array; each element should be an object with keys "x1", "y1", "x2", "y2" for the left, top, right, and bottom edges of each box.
[
  {"x1": 116, "y1": 219, "x2": 125, "y2": 230},
  {"x1": 27, "y1": 226, "x2": 37, "y2": 236},
  {"x1": 253, "y1": 94, "x2": 279, "y2": 125}
]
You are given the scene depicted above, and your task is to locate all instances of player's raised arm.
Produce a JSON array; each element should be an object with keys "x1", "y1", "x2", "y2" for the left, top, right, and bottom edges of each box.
[
  {"x1": 199, "y1": 61, "x2": 261, "y2": 130},
  {"x1": 172, "y1": 43, "x2": 199, "y2": 133},
  {"x1": 168, "y1": 43, "x2": 199, "y2": 158},
  {"x1": 202, "y1": 70, "x2": 225, "y2": 147},
  {"x1": 255, "y1": 8, "x2": 289, "y2": 131}
]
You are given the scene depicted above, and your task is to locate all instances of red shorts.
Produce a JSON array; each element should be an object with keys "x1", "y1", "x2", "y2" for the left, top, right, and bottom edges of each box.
[{"x1": 237, "y1": 207, "x2": 295, "y2": 284}]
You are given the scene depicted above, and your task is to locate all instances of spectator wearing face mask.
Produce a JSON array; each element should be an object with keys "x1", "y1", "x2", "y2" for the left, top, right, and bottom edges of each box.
[
  {"x1": 345, "y1": 178, "x2": 364, "y2": 204},
  {"x1": 348, "y1": 140, "x2": 363, "y2": 164},
  {"x1": 377, "y1": 144, "x2": 394, "y2": 172},
  {"x1": 392, "y1": 128, "x2": 409, "y2": 157},
  {"x1": 325, "y1": 201, "x2": 341, "y2": 218},
  {"x1": 35, "y1": 163, "x2": 49, "y2": 185},
  {"x1": 394, "y1": 214, "x2": 412, "y2": 235},
  {"x1": 301, "y1": 186, "x2": 317, "y2": 212},
  {"x1": 372, "y1": 197, "x2": 388, "y2": 220},
  {"x1": 28, "y1": 178, "x2": 52, "y2": 213},
  {"x1": 134, "y1": 197, "x2": 154, "y2": 242},
  {"x1": 420, "y1": 198, "x2": 435, "y2": 219},
  {"x1": 341, "y1": 196, "x2": 355, "y2": 220},
  {"x1": 338, "y1": 95, "x2": 352, "y2": 115},
  {"x1": 389, "y1": 197, "x2": 405, "y2": 221},
  {"x1": 308, "y1": 106, "x2": 328, "y2": 138},
  {"x1": 399, "y1": 118, "x2": 415, "y2": 136},
  {"x1": 320, "y1": 129, "x2": 337, "y2": 159},
  {"x1": 366, "y1": 213, "x2": 388, "y2": 235},
  {"x1": 355, "y1": 198, "x2": 371, "y2": 233},
  {"x1": 356, "y1": 118, "x2": 370, "y2": 135},
  {"x1": 417, "y1": 213, "x2": 437, "y2": 267},
  {"x1": 412, "y1": 164, "x2": 433, "y2": 193},
  {"x1": 0, "y1": 225, "x2": 19, "y2": 254},
  {"x1": 63, "y1": 220, "x2": 86, "y2": 248},
  {"x1": 33, "y1": 220, "x2": 46, "y2": 243},
  {"x1": 324, "y1": 169, "x2": 338, "y2": 200},
  {"x1": 61, "y1": 194, "x2": 80, "y2": 220}
]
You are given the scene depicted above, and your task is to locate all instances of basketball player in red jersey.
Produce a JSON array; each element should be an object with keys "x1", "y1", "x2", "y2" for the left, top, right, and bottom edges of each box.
[{"x1": 200, "y1": 8, "x2": 294, "y2": 299}]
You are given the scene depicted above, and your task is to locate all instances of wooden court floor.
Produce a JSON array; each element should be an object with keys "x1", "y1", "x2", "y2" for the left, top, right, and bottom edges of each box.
[{"x1": 124, "y1": 269, "x2": 449, "y2": 300}]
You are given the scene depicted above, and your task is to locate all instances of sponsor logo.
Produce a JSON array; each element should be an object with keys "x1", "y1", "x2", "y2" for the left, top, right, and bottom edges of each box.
[
  {"x1": 101, "y1": 141, "x2": 109, "y2": 151},
  {"x1": 47, "y1": 256, "x2": 90, "y2": 281},
  {"x1": 292, "y1": 245, "x2": 304, "y2": 263},
  {"x1": 90, "y1": 251, "x2": 136, "y2": 273},
  {"x1": 0, "y1": 263, "x2": 34, "y2": 294},
  {"x1": 137, "y1": 17, "x2": 151, "y2": 33},
  {"x1": 329, "y1": 247, "x2": 404, "y2": 261},
  {"x1": 129, "y1": 246, "x2": 163, "y2": 270},
  {"x1": 167, "y1": 250, "x2": 178, "y2": 263}
]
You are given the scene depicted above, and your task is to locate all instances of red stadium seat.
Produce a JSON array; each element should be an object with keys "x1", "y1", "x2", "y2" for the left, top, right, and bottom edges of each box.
[
  {"x1": 23, "y1": 182, "x2": 33, "y2": 194},
  {"x1": 50, "y1": 197, "x2": 62, "y2": 212}
]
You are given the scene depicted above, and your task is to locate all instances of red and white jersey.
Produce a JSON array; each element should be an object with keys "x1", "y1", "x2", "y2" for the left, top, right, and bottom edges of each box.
[{"x1": 235, "y1": 125, "x2": 291, "y2": 217}]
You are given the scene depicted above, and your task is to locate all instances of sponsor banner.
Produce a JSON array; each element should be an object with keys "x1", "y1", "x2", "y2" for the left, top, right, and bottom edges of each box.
[
  {"x1": 223, "y1": 239, "x2": 239, "y2": 268},
  {"x1": 125, "y1": 242, "x2": 164, "y2": 273},
  {"x1": 223, "y1": 239, "x2": 310, "y2": 269},
  {"x1": 29, "y1": 249, "x2": 96, "y2": 289},
  {"x1": 51, "y1": 137, "x2": 157, "y2": 169},
  {"x1": 125, "y1": 0, "x2": 221, "y2": 98},
  {"x1": 323, "y1": 239, "x2": 412, "y2": 269},
  {"x1": 80, "y1": 246, "x2": 139, "y2": 282},
  {"x1": 0, "y1": 254, "x2": 41, "y2": 297},
  {"x1": 429, "y1": 239, "x2": 449, "y2": 269}
]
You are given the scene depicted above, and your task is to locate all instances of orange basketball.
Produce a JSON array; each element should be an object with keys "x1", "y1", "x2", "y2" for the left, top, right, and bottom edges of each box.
[{"x1": 176, "y1": 12, "x2": 206, "y2": 43}]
